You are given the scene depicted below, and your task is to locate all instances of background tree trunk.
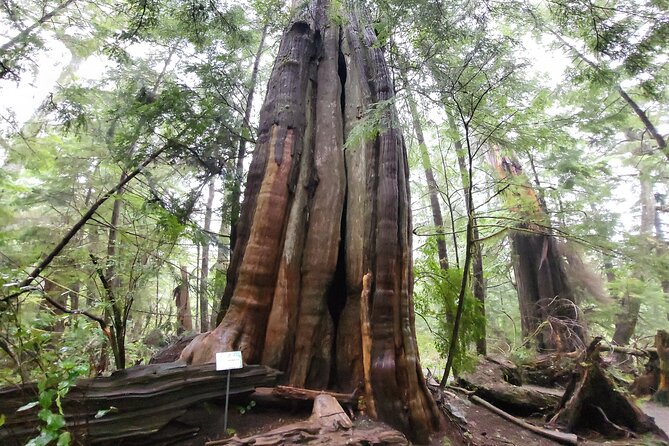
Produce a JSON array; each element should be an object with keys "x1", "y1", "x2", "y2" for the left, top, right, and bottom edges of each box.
[
  {"x1": 174, "y1": 266, "x2": 193, "y2": 335},
  {"x1": 451, "y1": 115, "x2": 486, "y2": 355},
  {"x1": 199, "y1": 179, "x2": 215, "y2": 332},
  {"x1": 182, "y1": 2, "x2": 439, "y2": 441},
  {"x1": 489, "y1": 148, "x2": 585, "y2": 352},
  {"x1": 613, "y1": 170, "x2": 655, "y2": 345}
]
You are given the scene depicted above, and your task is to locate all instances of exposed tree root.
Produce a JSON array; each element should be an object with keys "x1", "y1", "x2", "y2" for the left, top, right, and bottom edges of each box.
[{"x1": 205, "y1": 394, "x2": 408, "y2": 446}]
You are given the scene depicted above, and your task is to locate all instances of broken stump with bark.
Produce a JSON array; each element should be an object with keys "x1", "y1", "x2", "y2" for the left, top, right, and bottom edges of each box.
[{"x1": 549, "y1": 338, "x2": 667, "y2": 440}]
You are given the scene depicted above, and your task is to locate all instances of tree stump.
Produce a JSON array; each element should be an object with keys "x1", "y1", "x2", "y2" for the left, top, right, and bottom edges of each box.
[
  {"x1": 549, "y1": 339, "x2": 667, "y2": 440},
  {"x1": 652, "y1": 330, "x2": 669, "y2": 405}
]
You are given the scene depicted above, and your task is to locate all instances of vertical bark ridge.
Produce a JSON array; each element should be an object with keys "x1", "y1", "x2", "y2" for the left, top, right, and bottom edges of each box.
[
  {"x1": 261, "y1": 85, "x2": 314, "y2": 372},
  {"x1": 335, "y1": 21, "x2": 373, "y2": 391},
  {"x1": 289, "y1": 23, "x2": 345, "y2": 389}
]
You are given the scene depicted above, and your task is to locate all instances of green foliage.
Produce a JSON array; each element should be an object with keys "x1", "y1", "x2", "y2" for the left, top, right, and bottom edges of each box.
[
  {"x1": 20, "y1": 358, "x2": 89, "y2": 446},
  {"x1": 414, "y1": 239, "x2": 485, "y2": 374},
  {"x1": 343, "y1": 98, "x2": 396, "y2": 150},
  {"x1": 237, "y1": 399, "x2": 256, "y2": 414},
  {"x1": 328, "y1": 0, "x2": 346, "y2": 26}
]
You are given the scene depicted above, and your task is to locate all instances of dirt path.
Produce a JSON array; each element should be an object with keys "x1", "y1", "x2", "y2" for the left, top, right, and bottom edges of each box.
[
  {"x1": 441, "y1": 391, "x2": 563, "y2": 446},
  {"x1": 642, "y1": 401, "x2": 669, "y2": 437}
]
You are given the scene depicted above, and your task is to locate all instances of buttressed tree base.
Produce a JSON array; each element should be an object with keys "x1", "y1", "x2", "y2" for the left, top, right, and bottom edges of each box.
[{"x1": 179, "y1": 0, "x2": 440, "y2": 441}]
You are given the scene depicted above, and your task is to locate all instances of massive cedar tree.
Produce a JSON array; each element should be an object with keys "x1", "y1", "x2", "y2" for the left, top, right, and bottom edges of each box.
[{"x1": 179, "y1": 1, "x2": 440, "y2": 441}]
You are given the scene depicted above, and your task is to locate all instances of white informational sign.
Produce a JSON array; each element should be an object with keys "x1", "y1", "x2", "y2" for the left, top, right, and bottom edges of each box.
[{"x1": 216, "y1": 351, "x2": 243, "y2": 371}]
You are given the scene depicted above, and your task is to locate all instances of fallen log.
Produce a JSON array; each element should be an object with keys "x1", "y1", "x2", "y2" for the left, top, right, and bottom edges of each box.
[
  {"x1": 271, "y1": 385, "x2": 358, "y2": 405},
  {"x1": 520, "y1": 352, "x2": 578, "y2": 387},
  {"x1": 470, "y1": 395, "x2": 578, "y2": 445},
  {"x1": 458, "y1": 356, "x2": 561, "y2": 415},
  {"x1": 603, "y1": 344, "x2": 657, "y2": 357},
  {"x1": 149, "y1": 334, "x2": 198, "y2": 364},
  {"x1": 0, "y1": 363, "x2": 280, "y2": 445}
]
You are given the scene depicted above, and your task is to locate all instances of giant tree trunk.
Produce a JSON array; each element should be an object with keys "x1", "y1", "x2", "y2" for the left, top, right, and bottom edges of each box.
[
  {"x1": 215, "y1": 24, "x2": 267, "y2": 319},
  {"x1": 181, "y1": 2, "x2": 439, "y2": 442},
  {"x1": 489, "y1": 148, "x2": 585, "y2": 352}
]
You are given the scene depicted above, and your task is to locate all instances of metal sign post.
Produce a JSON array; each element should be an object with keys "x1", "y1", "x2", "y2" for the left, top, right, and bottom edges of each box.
[{"x1": 215, "y1": 351, "x2": 243, "y2": 433}]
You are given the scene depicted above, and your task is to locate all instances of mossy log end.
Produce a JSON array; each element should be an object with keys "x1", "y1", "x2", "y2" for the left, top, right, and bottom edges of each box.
[
  {"x1": 0, "y1": 363, "x2": 280, "y2": 445},
  {"x1": 457, "y1": 356, "x2": 561, "y2": 416}
]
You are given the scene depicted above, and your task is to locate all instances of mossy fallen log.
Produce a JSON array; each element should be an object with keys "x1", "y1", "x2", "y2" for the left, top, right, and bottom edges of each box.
[
  {"x1": 0, "y1": 363, "x2": 280, "y2": 445},
  {"x1": 457, "y1": 356, "x2": 561, "y2": 416}
]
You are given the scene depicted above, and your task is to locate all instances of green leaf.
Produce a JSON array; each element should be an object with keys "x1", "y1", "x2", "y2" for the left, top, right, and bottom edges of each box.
[
  {"x1": 17, "y1": 401, "x2": 40, "y2": 412},
  {"x1": 95, "y1": 407, "x2": 118, "y2": 419},
  {"x1": 57, "y1": 431, "x2": 72, "y2": 446},
  {"x1": 26, "y1": 431, "x2": 58, "y2": 446}
]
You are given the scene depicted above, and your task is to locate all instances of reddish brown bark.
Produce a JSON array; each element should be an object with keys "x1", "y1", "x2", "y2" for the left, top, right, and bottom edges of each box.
[
  {"x1": 180, "y1": 2, "x2": 438, "y2": 441},
  {"x1": 653, "y1": 330, "x2": 669, "y2": 405}
]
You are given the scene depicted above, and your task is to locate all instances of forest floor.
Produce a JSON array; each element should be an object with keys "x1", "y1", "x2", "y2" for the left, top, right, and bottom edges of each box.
[
  {"x1": 178, "y1": 391, "x2": 669, "y2": 446},
  {"x1": 439, "y1": 389, "x2": 669, "y2": 446},
  {"x1": 641, "y1": 401, "x2": 669, "y2": 437}
]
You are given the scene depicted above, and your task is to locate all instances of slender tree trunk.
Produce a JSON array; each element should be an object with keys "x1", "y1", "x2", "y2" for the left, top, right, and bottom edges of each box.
[
  {"x1": 654, "y1": 195, "x2": 669, "y2": 320},
  {"x1": 181, "y1": 3, "x2": 439, "y2": 441},
  {"x1": 216, "y1": 24, "x2": 268, "y2": 321},
  {"x1": 174, "y1": 266, "x2": 193, "y2": 335},
  {"x1": 450, "y1": 115, "x2": 486, "y2": 355},
  {"x1": 212, "y1": 220, "x2": 229, "y2": 315},
  {"x1": 105, "y1": 174, "x2": 127, "y2": 370},
  {"x1": 43, "y1": 278, "x2": 68, "y2": 332},
  {"x1": 489, "y1": 147, "x2": 584, "y2": 352},
  {"x1": 612, "y1": 174, "x2": 655, "y2": 345},
  {"x1": 199, "y1": 179, "x2": 215, "y2": 332},
  {"x1": 441, "y1": 134, "x2": 476, "y2": 385},
  {"x1": 0, "y1": 0, "x2": 76, "y2": 55},
  {"x1": 99, "y1": 49, "x2": 175, "y2": 368},
  {"x1": 228, "y1": 23, "x2": 269, "y2": 254},
  {"x1": 400, "y1": 65, "x2": 449, "y2": 269}
]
